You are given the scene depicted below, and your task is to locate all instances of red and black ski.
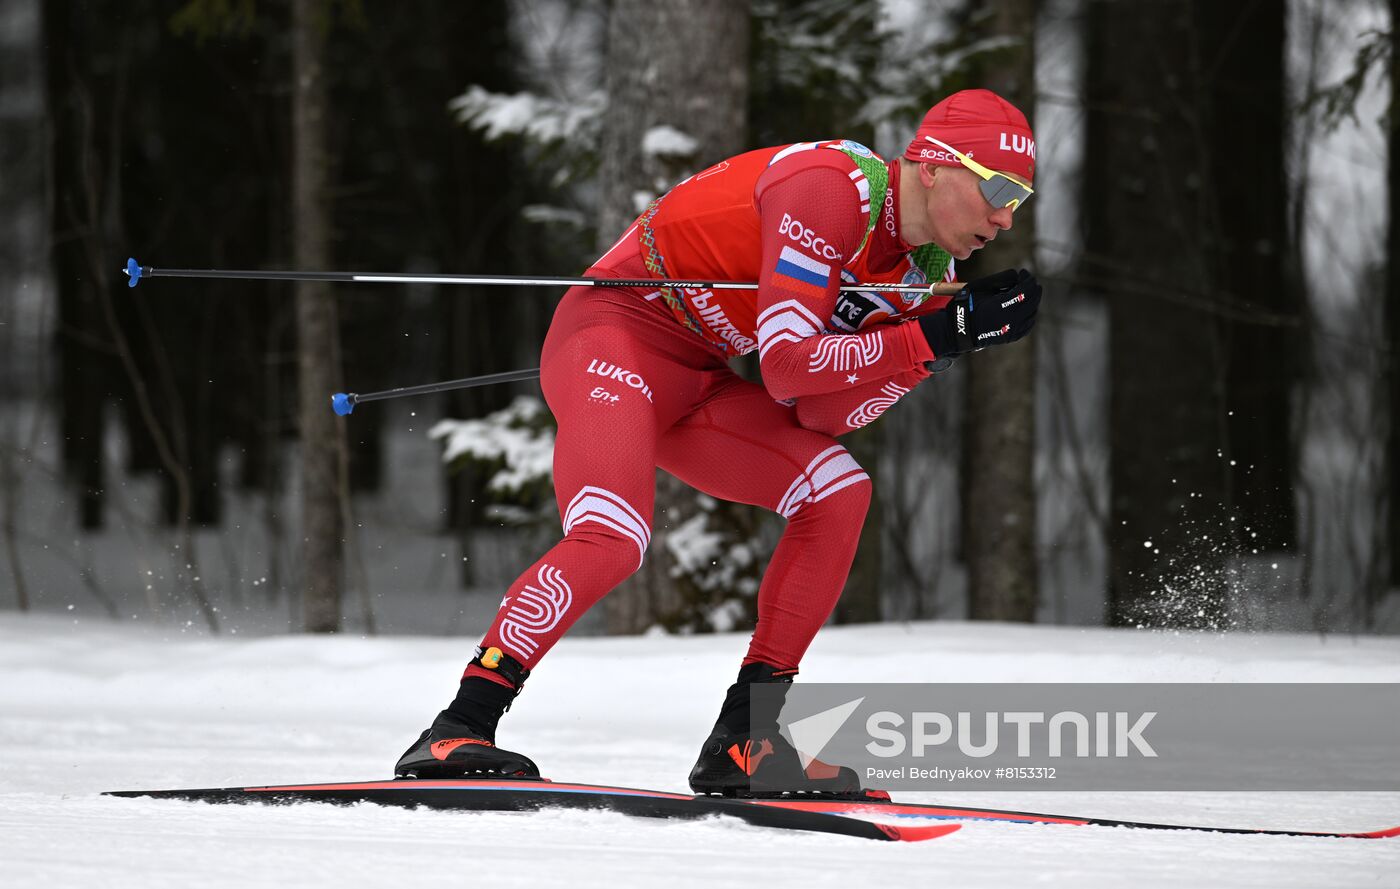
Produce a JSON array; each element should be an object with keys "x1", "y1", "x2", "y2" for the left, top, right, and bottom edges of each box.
[
  {"x1": 105, "y1": 777, "x2": 1400, "y2": 840},
  {"x1": 103, "y1": 779, "x2": 957, "y2": 843}
]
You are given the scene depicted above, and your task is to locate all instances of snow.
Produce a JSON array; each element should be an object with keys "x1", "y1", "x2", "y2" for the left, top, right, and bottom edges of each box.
[
  {"x1": 1, "y1": 614, "x2": 1396, "y2": 888},
  {"x1": 428, "y1": 396, "x2": 555, "y2": 494},
  {"x1": 447, "y1": 84, "x2": 602, "y2": 145},
  {"x1": 521, "y1": 204, "x2": 589, "y2": 228},
  {"x1": 665, "y1": 513, "x2": 724, "y2": 577},
  {"x1": 641, "y1": 125, "x2": 699, "y2": 158}
]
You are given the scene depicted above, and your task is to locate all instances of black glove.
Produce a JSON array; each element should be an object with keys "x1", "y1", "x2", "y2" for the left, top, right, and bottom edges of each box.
[{"x1": 918, "y1": 268, "x2": 1041, "y2": 359}]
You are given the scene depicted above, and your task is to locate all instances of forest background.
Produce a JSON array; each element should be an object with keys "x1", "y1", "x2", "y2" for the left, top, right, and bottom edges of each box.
[{"x1": 2, "y1": 0, "x2": 1396, "y2": 638}]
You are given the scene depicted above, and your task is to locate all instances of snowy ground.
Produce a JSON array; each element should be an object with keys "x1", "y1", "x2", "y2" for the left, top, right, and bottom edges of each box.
[{"x1": 1, "y1": 614, "x2": 1397, "y2": 888}]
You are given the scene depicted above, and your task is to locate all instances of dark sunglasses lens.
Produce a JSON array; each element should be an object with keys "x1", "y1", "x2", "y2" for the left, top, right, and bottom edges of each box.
[{"x1": 979, "y1": 176, "x2": 1030, "y2": 209}]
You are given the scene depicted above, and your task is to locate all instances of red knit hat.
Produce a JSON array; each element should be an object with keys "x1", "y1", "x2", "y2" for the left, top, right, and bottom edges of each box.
[{"x1": 903, "y1": 89, "x2": 1036, "y2": 184}]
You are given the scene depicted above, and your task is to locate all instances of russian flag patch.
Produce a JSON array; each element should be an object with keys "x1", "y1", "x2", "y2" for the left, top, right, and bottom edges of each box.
[{"x1": 773, "y1": 246, "x2": 832, "y2": 298}]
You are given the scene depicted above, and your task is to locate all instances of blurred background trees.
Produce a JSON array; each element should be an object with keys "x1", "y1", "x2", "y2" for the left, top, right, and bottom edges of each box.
[{"x1": 1, "y1": 0, "x2": 1395, "y2": 635}]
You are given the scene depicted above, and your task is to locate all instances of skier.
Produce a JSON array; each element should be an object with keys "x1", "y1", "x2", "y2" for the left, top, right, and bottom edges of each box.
[{"x1": 396, "y1": 88, "x2": 1041, "y2": 796}]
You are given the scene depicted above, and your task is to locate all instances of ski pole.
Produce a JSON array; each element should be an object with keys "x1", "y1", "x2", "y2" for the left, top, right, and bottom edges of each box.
[
  {"x1": 331, "y1": 367, "x2": 542, "y2": 416},
  {"x1": 122, "y1": 257, "x2": 965, "y2": 297},
  {"x1": 122, "y1": 257, "x2": 968, "y2": 416}
]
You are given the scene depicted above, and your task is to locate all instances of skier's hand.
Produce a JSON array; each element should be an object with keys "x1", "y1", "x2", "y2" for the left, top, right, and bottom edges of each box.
[{"x1": 917, "y1": 268, "x2": 1041, "y2": 358}]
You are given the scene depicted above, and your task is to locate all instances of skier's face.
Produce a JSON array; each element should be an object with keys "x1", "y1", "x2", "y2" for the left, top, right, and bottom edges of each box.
[{"x1": 907, "y1": 163, "x2": 1018, "y2": 261}]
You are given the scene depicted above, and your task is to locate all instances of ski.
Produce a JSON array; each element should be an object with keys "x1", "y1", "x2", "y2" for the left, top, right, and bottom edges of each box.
[
  {"x1": 106, "y1": 777, "x2": 1400, "y2": 840},
  {"x1": 103, "y1": 779, "x2": 958, "y2": 843},
  {"x1": 744, "y1": 797, "x2": 1400, "y2": 839}
]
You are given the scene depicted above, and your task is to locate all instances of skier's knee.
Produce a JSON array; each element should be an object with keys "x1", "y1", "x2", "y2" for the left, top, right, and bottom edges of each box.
[
  {"x1": 775, "y1": 445, "x2": 871, "y2": 522},
  {"x1": 560, "y1": 485, "x2": 651, "y2": 574}
]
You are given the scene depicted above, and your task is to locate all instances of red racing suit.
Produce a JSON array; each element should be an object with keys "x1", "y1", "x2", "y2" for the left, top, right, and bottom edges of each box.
[
  {"x1": 467, "y1": 140, "x2": 957, "y2": 687},
  {"x1": 592, "y1": 139, "x2": 957, "y2": 435}
]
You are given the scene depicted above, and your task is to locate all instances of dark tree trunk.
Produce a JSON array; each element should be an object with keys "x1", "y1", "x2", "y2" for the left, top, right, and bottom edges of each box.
[
  {"x1": 597, "y1": 0, "x2": 751, "y2": 633},
  {"x1": 0, "y1": 0, "x2": 40, "y2": 609},
  {"x1": 293, "y1": 0, "x2": 345, "y2": 633},
  {"x1": 1209, "y1": 1, "x2": 1299, "y2": 553},
  {"x1": 1087, "y1": 0, "x2": 1230, "y2": 628},
  {"x1": 1388, "y1": 0, "x2": 1400, "y2": 600},
  {"x1": 962, "y1": 0, "x2": 1039, "y2": 623},
  {"x1": 44, "y1": 0, "x2": 111, "y2": 532},
  {"x1": 597, "y1": 0, "x2": 750, "y2": 251}
]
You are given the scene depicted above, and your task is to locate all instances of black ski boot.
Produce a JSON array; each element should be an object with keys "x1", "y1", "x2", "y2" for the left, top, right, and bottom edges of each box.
[
  {"x1": 688, "y1": 663, "x2": 869, "y2": 799},
  {"x1": 395, "y1": 647, "x2": 540, "y2": 780}
]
